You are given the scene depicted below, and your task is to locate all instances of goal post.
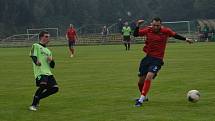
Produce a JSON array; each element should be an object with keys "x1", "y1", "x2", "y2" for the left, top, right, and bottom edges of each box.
[
  {"x1": 26, "y1": 28, "x2": 59, "y2": 40},
  {"x1": 163, "y1": 21, "x2": 192, "y2": 36}
]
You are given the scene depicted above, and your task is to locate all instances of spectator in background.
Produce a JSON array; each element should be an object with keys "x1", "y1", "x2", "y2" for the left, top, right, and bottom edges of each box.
[
  {"x1": 66, "y1": 24, "x2": 78, "y2": 58},
  {"x1": 122, "y1": 21, "x2": 132, "y2": 50},
  {"x1": 118, "y1": 18, "x2": 124, "y2": 33},
  {"x1": 130, "y1": 21, "x2": 137, "y2": 32},
  {"x1": 203, "y1": 24, "x2": 209, "y2": 41},
  {"x1": 101, "y1": 25, "x2": 109, "y2": 44}
]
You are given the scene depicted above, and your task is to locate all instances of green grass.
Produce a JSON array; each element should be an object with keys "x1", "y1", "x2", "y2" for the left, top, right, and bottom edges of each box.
[{"x1": 0, "y1": 43, "x2": 215, "y2": 121}]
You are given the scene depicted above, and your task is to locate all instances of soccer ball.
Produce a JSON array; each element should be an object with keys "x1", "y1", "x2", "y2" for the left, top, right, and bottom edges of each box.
[{"x1": 187, "y1": 90, "x2": 200, "y2": 103}]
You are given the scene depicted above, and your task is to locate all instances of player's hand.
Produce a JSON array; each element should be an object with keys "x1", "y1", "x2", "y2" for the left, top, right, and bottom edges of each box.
[
  {"x1": 186, "y1": 38, "x2": 194, "y2": 44},
  {"x1": 47, "y1": 56, "x2": 53, "y2": 62},
  {"x1": 36, "y1": 61, "x2": 41, "y2": 66},
  {"x1": 136, "y1": 20, "x2": 144, "y2": 27}
]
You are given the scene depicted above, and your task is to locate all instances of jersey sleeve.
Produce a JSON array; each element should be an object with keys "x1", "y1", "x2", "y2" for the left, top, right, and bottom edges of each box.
[
  {"x1": 139, "y1": 27, "x2": 148, "y2": 36},
  {"x1": 165, "y1": 28, "x2": 176, "y2": 37},
  {"x1": 29, "y1": 44, "x2": 38, "y2": 57}
]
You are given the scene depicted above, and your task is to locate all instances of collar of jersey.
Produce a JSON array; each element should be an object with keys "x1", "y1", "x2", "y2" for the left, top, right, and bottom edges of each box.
[{"x1": 39, "y1": 43, "x2": 46, "y2": 47}]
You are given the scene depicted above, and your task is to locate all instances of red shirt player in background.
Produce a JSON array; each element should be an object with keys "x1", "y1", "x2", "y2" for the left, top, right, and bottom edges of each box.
[
  {"x1": 66, "y1": 24, "x2": 78, "y2": 58},
  {"x1": 133, "y1": 17, "x2": 193, "y2": 107}
]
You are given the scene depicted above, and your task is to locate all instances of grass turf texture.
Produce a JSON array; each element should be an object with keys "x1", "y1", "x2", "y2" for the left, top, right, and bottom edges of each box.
[{"x1": 0, "y1": 43, "x2": 215, "y2": 121}]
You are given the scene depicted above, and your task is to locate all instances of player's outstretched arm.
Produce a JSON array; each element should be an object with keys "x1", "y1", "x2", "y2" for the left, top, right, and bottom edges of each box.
[{"x1": 173, "y1": 34, "x2": 194, "y2": 44}]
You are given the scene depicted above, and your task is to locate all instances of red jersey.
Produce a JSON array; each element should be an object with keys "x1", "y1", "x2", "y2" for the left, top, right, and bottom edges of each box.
[
  {"x1": 66, "y1": 28, "x2": 77, "y2": 41},
  {"x1": 139, "y1": 26, "x2": 176, "y2": 59}
]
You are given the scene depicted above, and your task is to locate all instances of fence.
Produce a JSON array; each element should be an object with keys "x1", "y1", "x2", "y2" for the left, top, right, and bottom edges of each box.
[{"x1": 1, "y1": 19, "x2": 213, "y2": 47}]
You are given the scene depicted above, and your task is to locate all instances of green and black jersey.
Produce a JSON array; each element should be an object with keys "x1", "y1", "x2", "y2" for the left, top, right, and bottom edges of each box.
[
  {"x1": 122, "y1": 26, "x2": 132, "y2": 36},
  {"x1": 30, "y1": 43, "x2": 53, "y2": 78}
]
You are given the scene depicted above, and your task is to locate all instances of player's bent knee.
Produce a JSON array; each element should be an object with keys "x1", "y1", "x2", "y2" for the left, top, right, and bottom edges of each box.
[
  {"x1": 146, "y1": 72, "x2": 155, "y2": 80},
  {"x1": 52, "y1": 86, "x2": 59, "y2": 93}
]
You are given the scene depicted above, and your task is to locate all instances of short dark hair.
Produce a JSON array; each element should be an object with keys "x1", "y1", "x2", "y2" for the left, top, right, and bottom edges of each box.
[
  {"x1": 152, "y1": 17, "x2": 162, "y2": 22},
  {"x1": 39, "y1": 31, "x2": 49, "y2": 39}
]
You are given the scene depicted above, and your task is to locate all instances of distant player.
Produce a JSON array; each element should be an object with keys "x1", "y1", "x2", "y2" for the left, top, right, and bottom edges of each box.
[
  {"x1": 66, "y1": 24, "x2": 78, "y2": 58},
  {"x1": 29, "y1": 31, "x2": 59, "y2": 111},
  {"x1": 133, "y1": 17, "x2": 193, "y2": 107},
  {"x1": 101, "y1": 25, "x2": 109, "y2": 44},
  {"x1": 122, "y1": 22, "x2": 132, "y2": 50}
]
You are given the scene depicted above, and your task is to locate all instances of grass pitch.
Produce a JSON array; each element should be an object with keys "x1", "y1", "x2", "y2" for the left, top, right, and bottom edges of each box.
[{"x1": 0, "y1": 43, "x2": 215, "y2": 121}]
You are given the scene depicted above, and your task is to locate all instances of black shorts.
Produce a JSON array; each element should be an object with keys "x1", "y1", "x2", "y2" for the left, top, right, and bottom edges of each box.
[
  {"x1": 123, "y1": 36, "x2": 131, "y2": 43},
  {"x1": 138, "y1": 55, "x2": 164, "y2": 78},
  {"x1": 68, "y1": 40, "x2": 75, "y2": 48},
  {"x1": 36, "y1": 75, "x2": 58, "y2": 88}
]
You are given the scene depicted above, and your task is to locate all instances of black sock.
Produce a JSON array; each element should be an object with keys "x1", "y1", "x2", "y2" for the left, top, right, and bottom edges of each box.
[
  {"x1": 124, "y1": 43, "x2": 127, "y2": 50},
  {"x1": 32, "y1": 87, "x2": 45, "y2": 106},
  {"x1": 128, "y1": 43, "x2": 130, "y2": 50},
  {"x1": 39, "y1": 87, "x2": 59, "y2": 99}
]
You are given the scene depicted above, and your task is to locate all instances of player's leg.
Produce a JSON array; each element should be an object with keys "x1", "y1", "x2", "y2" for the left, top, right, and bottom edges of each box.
[
  {"x1": 31, "y1": 85, "x2": 46, "y2": 106},
  {"x1": 135, "y1": 57, "x2": 148, "y2": 104},
  {"x1": 127, "y1": 37, "x2": 131, "y2": 50},
  {"x1": 70, "y1": 41, "x2": 75, "y2": 57},
  {"x1": 136, "y1": 75, "x2": 149, "y2": 102},
  {"x1": 71, "y1": 42, "x2": 74, "y2": 55},
  {"x1": 123, "y1": 36, "x2": 128, "y2": 50},
  {"x1": 128, "y1": 43, "x2": 130, "y2": 50},
  {"x1": 137, "y1": 57, "x2": 148, "y2": 93},
  {"x1": 135, "y1": 57, "x2": 163, "y2": 107},
  {"x1": 38, "y1": 75, "x2": 59, "y2": 100},
  {"x1": 135, "y1": 72, "x2": 155, "y2": 107},
  {"x1": 29, "y1": 76, "x2": 47, "y2": 111},
  {"x1": 68, "y1": 41, "x2": 73, "y2": 56},
  {"x1": 138, "y1": 75, "x2": 146, "y2": 93},
  {"x1": 39, "y1": 85, "x2": 59, "y2": 99},
  {"x1": 139, "y1": 72, "x2": 154, "y2": 100}
]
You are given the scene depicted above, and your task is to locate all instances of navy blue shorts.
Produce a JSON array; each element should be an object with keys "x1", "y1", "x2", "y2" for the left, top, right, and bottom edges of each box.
[
  {"x1": 36, "y1": 75, "x2": 58, "y2": 88},
  {"x1": 68, "y1": 40, "x2": 75, "y2": 48},
  {"x1": 138, "y1": 55, "x2": 164, "y2": 78}
]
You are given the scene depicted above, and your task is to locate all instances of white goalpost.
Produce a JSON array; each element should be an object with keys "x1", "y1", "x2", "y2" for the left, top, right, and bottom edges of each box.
[
  {"x1": 163, "y1": 21, "x2": 191, "y2": 36},
  {"x1": 26, "y1": 28, "x2": 59, "y2": 40}
]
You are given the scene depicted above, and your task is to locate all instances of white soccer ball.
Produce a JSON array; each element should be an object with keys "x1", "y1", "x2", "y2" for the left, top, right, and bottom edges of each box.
[{"x1": 187, "y1": 90, "x2": 200, "y2": 103}]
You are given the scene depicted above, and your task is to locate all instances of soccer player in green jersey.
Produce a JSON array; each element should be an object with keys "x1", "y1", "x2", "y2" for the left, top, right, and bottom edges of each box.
[
  {"x1": 29, "y1": 31, "x2": 59, "y2": 111},
  {"x1": 122, "y1": 21, "x2": 132, "y2": 50}
]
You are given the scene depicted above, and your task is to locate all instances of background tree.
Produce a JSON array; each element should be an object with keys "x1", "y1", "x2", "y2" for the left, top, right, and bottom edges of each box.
[{"x1": 0, "y1": 0, "x2": 214, "y2": 38}]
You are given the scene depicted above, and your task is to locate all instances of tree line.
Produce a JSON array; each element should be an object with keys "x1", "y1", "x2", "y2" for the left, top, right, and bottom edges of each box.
[{"x1": 0, "y1": 0, "x2": 214, "y2": 38}]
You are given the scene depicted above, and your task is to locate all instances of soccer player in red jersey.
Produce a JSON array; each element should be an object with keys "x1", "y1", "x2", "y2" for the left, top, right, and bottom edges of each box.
[
  {"x1": 133, "y1": 17, "x2": 193, "y2": 107},
  {"x1": 66, "y1": 24, "x2": 78, "y2": 57}
]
